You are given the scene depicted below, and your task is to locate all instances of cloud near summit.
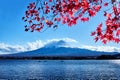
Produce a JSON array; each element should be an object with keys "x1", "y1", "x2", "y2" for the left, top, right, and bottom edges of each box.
[
  {"x1": 0, "y1": 38, "x2": 78, "y2": 54},
  {"x1": 0, "y1": 38, "x2": 120, "y2": 54}
]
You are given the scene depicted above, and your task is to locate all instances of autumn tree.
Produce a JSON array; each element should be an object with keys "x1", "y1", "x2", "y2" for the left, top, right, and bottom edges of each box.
[{"x1": 22, "y1": 0, "x2": 120, "y2": 44}]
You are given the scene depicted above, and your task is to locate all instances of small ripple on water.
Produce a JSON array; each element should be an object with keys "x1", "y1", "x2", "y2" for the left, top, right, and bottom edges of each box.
[{"x1": 0, "y1": 60, "x2": 120, "y2": 80}]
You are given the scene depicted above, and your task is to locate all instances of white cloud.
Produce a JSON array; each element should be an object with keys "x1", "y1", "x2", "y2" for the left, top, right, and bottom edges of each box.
[
  {"x1": 0, "y1": 40, "x2": 44, "y2": 54},
  {"x1": 81, "y1": 45, "x2": 120, "y2": 52},
  {"x1": 0, "y1": 38, "x2": 78, "y2": 54},
  {"x1": 0, "y1": 38, "x2": 120, "y2": 54},
  {"x1": 45, "y1": 38, "x2": 79, "y2": 48},
  {"x1": 27, "y1": 40, "x2": 44, "y2": 50},
  {"x1": 46, "y1": 38, "x2": 78, "y2": 43},
  {"x1": 0, "y1": 43, "x2": 27, "y2": 54}
]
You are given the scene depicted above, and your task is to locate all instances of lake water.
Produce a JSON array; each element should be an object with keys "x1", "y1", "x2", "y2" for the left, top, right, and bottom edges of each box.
[{"x1": 0, "y1": 60, "x2": 120, "y2": 80}]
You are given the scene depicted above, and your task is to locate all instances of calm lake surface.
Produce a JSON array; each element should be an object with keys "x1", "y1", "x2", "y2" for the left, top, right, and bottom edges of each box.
[{"x1": 0, "y1": 60, "x2": 120, "y2": 80}]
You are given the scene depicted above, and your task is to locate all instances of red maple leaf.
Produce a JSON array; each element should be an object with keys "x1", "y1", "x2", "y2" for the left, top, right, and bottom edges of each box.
[
  {"x1": 81, "y1": 17, "x2": 89, "y2": 22},
  {"x1": 116, "y1": 30, "x2": 120, "y2": 36},
  {"x1": 104, "y1": 3, "x2": 108, "y2": 7}
]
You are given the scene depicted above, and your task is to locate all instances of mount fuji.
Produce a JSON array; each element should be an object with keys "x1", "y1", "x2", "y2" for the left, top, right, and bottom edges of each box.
[{"x1": 3, "y1": 40, "x2": 119, "y2": 57}]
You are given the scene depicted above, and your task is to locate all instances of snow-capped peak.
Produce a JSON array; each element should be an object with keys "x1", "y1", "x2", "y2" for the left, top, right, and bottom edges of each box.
[{"x1": 44, "y1": 40, "x2": 68, "y2": 48}]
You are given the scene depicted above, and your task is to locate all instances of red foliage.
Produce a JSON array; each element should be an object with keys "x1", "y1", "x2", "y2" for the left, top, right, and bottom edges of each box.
[
  {"x1": 104, "y1": 3, "x2": 108, "y2": 7},
  {"x1": 81, "y1": 17, "x2": 89, "y2": 22},
  {"x1": 116, "y1": 30, "x2": 120, "y2": 36},
  {"x1": 22, "y1": 0, "x2": 120, "y2": 44},
  {"x1": 91, "y1": 3, "x2": 120, "y2": 44}
]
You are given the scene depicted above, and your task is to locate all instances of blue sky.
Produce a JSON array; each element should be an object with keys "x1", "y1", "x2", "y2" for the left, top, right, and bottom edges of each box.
[{"x1": 0, "y1": 0, "x2": 120, "y2": 54}]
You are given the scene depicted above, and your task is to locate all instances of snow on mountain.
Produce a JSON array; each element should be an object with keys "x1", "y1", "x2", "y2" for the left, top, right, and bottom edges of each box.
[
  {"x1": 3, "y1": 39, "x2": 119, "y2": 57},
  {"x1": 44, "y1": 40, "x2": 68, "y2": 48},
  {"x1": 1, "y1": 38, "x2": 120, "y2": 55}
]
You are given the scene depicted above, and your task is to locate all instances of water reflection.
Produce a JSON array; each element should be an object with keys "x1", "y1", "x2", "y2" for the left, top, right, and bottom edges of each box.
[
  {"x1": 109, "y1": 60, "x2": 120, "y2": 65},
  {"x1": 0, "y1": 60, "x2": 120, "y2": 80}
]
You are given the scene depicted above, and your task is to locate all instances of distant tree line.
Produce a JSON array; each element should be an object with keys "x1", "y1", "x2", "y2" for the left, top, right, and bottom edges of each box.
[{"x1": 0, "y1": 54, "x2": 120, "y2": 60}]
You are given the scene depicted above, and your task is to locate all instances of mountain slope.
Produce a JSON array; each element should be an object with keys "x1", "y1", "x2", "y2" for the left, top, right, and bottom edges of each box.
[
  {"x1": 2, "y1": 40, "x2": 119, "y2": 57},
  {"x1": 4, "y1": 47, "x2": 118, "y2": 57}
]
